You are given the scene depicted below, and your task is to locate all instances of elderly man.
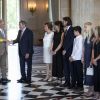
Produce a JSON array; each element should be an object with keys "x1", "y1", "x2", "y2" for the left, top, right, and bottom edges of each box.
[{"x1": 0, "y1": 19, "x2": 11, "y2": 84}]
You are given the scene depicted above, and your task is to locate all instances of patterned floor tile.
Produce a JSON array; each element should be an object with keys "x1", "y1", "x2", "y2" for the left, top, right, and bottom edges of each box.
[{"x1": 0, "y1": 46, "x2": 95, "y2": 100}]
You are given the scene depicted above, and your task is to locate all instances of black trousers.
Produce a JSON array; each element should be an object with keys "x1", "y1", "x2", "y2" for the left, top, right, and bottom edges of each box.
[
  {"x1": 19, "y1": 53, "x2": 32, "y2": 81},
  {"x1": 71, "y1": 60, "x2": 83, "y2": 87},
  {"x1": 52, "y1": 52, "x2": 63, "y2": 78},
  {"x1": 63, "y1": 55, "x2": 71, "y2": 84},
  {"x1": 94, "y1": 62, "x2": 100, "y2": 92}
]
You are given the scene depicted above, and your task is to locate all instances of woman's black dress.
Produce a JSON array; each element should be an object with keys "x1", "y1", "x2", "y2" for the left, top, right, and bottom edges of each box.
[
  {"x1": 93, "y1": 41, "x2": 100, "y2": 92},
  {"x1": 84, "y1": 38, "x2": 94, "y2": 85},
  {"x1": 52, "y1": 32, "x2": 63, "y2": 78}
]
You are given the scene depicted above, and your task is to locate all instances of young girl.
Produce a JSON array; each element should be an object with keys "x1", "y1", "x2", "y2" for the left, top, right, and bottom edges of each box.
[
  {"x1": 82, "y1": 22, "x2": 95, "y2": 96},
  {"x1": 92, "y1": 26, "x2": 100, "y2": 99}
]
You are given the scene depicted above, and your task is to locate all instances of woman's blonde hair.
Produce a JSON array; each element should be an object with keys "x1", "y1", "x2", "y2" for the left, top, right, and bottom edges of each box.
[{"x1": 83, "y1": 22, "x2": 94, "y2": 41}]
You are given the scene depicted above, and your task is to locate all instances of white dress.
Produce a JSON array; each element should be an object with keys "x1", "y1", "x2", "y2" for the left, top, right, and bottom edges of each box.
[{"x1": 43, "y1": 31, "x2": 54, "y2": 63}]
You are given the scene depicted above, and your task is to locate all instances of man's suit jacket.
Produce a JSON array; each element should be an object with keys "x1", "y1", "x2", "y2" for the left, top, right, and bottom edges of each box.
[
  {"x1": 0, "y1": 30, "x2": 6, "y2": 56},
  {"x1": 63, "y1": 26, "x2": 75, "y2": 58},
  {"x1": 13, "y1": 28, "x2": 34, "y2": 56}
]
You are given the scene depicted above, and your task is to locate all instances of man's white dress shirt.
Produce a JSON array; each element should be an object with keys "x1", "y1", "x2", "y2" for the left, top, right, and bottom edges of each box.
[{"x1": 71, "y1": 35, "x2": 83, "y2": 60}]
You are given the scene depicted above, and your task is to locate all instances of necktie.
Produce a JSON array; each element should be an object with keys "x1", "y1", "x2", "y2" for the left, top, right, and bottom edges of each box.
[
  {"x1": 1, "y1": 30, "x2": 6, "y2": 47},
  {"x1": 1, "y1": 30, "x2": 6, "y2": 38},
  {"x1": 20, "y1": 30, "x2": 23, "y2": 39},
  {"x1": 64, "y1": 30, "x2": 67, "y2": 36}
]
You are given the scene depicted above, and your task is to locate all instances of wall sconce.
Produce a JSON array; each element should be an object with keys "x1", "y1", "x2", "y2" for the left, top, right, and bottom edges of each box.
[
  {"x1": 28, "y1": 1, "x2": 36, "y2": 15},
  {"x1": 46, "y1": 3, "x2": 48, "y2": 12}
]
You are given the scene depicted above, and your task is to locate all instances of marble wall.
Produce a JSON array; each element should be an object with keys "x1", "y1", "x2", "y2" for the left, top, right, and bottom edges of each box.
[
  {"x1": 60, "y1": 0, "x2": 100, "y2": 27},
  {"x1": 20, "y1": 0, "x2": 100, "y2": 45},
  {"x1": 71, "y1": 0, "x2": 95, "y2": 27},
  {"x1": 51, "y1": 0, "x2": 59, "y2": 22},
  {"x1": 59, "y1": 0, "x2": 71, "y2": 20},
  {"x1": 94, "y1": 0, "x2": 100, "y2": 26}
]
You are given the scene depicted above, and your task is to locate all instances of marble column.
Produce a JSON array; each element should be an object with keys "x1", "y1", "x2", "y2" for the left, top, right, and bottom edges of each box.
[
  {"x1": 71, "y1": 0, "x2": 95, "y2": 27},
  {"x1": 48, "y1": 0, "x2": 53, "y2": 22},
  {"x1": 59, "y1": 0, "x2": 70, "y2": 20},
  {"x1": 0, "y1": 0, "x2": 2, "y2": 18},
  {"x1": 48, "y1": 0, "x2": 59, "y2": 22}
]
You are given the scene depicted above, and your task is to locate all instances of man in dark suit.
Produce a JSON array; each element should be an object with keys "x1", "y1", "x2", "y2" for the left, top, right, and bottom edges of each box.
[
  {"x1": 12, "y1": 20, "x2": 34, "y2": 84},
  {"x1": 62, "y1": 17, "x2": 74, "y2": 88}
]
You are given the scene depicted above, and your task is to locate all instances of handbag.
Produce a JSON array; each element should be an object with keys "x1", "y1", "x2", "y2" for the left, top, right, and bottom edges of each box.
[{"x1": 86, "y1": 64, "x2": 94, "y2": 76}]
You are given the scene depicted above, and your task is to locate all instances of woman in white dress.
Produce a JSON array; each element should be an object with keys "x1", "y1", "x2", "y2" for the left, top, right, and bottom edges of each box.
[{"x1": 43, "y1": 22, "x2": 54, "y2": 81}]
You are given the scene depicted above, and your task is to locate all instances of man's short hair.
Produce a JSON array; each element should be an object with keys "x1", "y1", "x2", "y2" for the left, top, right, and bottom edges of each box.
[
  {"x1": 73, "y1": 26, "x2": 82, "y2": 34},
  {"x1": 19, "y1": 20, "x2": 27, "y2": 26}
]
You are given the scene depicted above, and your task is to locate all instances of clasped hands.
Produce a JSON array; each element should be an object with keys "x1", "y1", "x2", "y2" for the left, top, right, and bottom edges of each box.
[
  {"x1": 0, "y1": 39, "x2": 13, "y2": 45},
  {"x1": 1, "y1": 39, "x2": 30, "y2": 59}
]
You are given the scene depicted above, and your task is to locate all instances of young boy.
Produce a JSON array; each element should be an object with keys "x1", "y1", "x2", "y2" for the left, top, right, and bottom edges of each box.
[{"x1": 69, "y1": 26, "x2": 83, "y2": 90}]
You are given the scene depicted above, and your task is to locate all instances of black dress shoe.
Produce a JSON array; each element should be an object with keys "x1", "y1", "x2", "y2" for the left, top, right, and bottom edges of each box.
[
  {"x1": 17, "y1": 78, "x2": 26, "y2": 81},
  {"x1": 60, "y1": 81, "x2": 70, "y2": 87},
  {"x1": 1, "y1": 78, "x2": 11, "y2": 83},
  {"x1": 77, "y1": 87, "x2": 84, "y2": 91},
  {"x1": 26, "y1": 80, "x2": 31, "y2": 84},
  {"x1": 5, "y1": 79, "x2": 11, "y2": 82},
  {"x1": 0, "y1": 79, "x2": 2, "y2": 83},
  {"x1": 0, "y1": 78, "x2": 11, "y2": 85},
  {"x1": 17, "y1": 79, "x2": 26, "y2": 83},
  {"x1": 67, "y1": 85, "x2": 75, "y2": 89}
]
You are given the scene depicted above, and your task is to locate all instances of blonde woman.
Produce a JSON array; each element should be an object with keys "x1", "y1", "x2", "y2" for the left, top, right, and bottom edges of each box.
[
  {"x1": 82, "y1": 22, "x2": 95, "y2": 96},
  {"x1": 43, "y1": 22, "x2": 54, "y2": 81}
]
